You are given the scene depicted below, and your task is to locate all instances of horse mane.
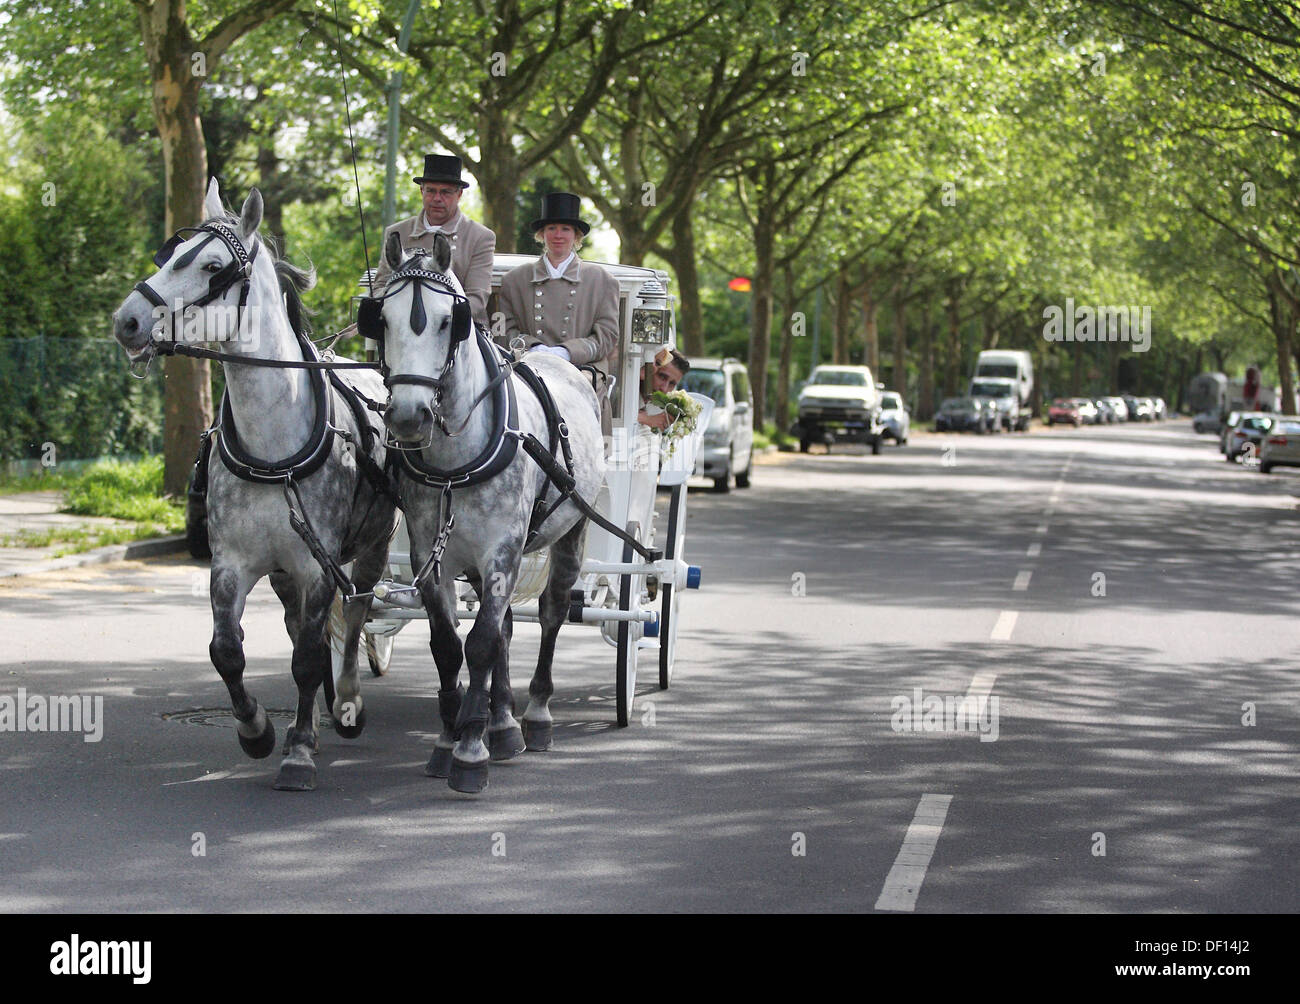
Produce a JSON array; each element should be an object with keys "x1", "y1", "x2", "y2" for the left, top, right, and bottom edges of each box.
[{"x1": 202, "y1": 211, "x2": 317, "y2": 339}]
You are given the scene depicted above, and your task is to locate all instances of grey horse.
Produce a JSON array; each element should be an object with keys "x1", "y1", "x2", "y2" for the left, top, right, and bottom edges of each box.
[
  {"x1": 112, "y1": 181, "x2": 397, "y2": 791},
  {"x1": 369, "y1": 232, "x2": 604, "y2": 793}
]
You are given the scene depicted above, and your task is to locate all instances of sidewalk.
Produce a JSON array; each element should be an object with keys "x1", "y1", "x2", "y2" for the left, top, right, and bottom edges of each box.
[{"x1": 0, "y1": 491, "x2": 186, "y2": 579}]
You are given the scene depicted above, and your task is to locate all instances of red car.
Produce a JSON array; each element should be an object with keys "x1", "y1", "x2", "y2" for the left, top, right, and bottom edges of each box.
[{"x1": 1047, "y1": 398, "x2": 1081, "y2": 427}]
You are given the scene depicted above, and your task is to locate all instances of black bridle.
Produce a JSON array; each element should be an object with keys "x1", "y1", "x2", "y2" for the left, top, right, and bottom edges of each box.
[
  {"x1": 136, "y1": 220, "x2": 260, "y2": 338},
  {"x1": 357, "y1": 263, "x2": 476, "y2": 438}
]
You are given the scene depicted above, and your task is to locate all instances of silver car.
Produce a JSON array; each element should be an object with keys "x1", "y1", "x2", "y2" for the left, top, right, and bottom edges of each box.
[
  {"x1": 682, "y1": 357, "x2": 754, "y2": 492},
  {"x1": 879, "y1": 391, "x2": 910, "y2": 444},
  {"x1": 1258, "y1": 418, "x2": 1300, "y2": 474}
]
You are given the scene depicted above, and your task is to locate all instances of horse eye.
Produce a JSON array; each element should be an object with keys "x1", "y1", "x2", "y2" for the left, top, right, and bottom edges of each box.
[{"x1": 203, "y1": 261, "x2": 222, "y2": 273}]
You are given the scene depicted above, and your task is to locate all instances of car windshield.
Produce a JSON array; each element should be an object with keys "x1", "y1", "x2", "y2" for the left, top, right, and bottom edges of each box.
[
  {"x1": 942, "y1": 398, "x2": 973, "y2": 409},
  {"x1": 881, "y1": 394, "x2": 902, "y2": 410},
  {"x1": 809, "y1": 370, "x2": 868, "y2": 386},
  {"x1": 1242, "y1": 418, "x2": 1272, "y2": 431},
  {"x1": 977, "y1": 363, "x2": 1019, "y2": 378},
  {"x1": 1052, "y1": 399, "x2": 1072, "y2": 407},
  {"x1": 969, "y1": 382, "x2": 1009, "y2": 397},
  {"x1": 680, "y1": 369, "x2": 725, "y2": 402}
]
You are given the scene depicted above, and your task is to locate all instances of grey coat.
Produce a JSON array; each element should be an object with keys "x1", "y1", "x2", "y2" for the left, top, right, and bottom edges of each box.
[
  {"x1": 498, "y1": 256, "x2": 620, "y2": 374},
  {"x1": 372, "y1": 210, "x2": 496, "y2": 328}
]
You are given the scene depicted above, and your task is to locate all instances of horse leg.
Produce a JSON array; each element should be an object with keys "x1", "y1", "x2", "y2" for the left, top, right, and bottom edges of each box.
[
  {"x1": 329, "y1": 540, "x2": 389, "y2": 740},
  {"x1": 523, "y1": 519, "x2": 587, "y2": 752},
  {"x1": 210, "y1": 564, "x2": 275, "y2": 760},
  {"x1": 487, "y1": 604, "x2": 525, "y2": 761},
  {"x1": 450, "y1": 559, "x2": 520, "y2": 793},
  {"x1": 273, "y1": 573, "x2": 335, "y2": 791},
  {"x1": 418, "y1": 573, "x2": 465, "y2": 779},
  {"x1": 270, "y1": 569, "x2": 329, "y2": 746}
]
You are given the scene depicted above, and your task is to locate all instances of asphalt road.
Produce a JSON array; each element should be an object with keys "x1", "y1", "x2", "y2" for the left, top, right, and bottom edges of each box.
[{"x1": 1, "y1": 419, "x2": 1297, "y2": 913}]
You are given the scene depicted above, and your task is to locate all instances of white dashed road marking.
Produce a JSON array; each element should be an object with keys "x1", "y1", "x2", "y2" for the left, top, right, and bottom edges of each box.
[
  {"x1": 875, "y1": 794, "x2": 954, "y2": 912},
  {"x1": 1013, "y1": 570, "x2": 1033, "y2": 591},
  {"x1": 990, "y1": 610, "x2": 1018, "y2": 640},
  {"x1": 1026, "y1": 542, "x2": 1041, "y2": 558}
]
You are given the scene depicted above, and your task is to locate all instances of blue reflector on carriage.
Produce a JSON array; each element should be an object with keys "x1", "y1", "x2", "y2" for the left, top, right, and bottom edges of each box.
[
  {"x1": 686, "y1": 566, "x2": 701, "y2": 589},
  {"x1": 644, "y1": 617, "x2": 658, "y2": 638}
]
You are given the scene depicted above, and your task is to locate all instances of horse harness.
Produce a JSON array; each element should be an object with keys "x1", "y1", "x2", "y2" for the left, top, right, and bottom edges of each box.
[
  {"x1": 189, "y1": 330, "x2": 401, "y2": 600},
  {"x1": 358, "y1": 263, "x2": 661, "y2": 588}
]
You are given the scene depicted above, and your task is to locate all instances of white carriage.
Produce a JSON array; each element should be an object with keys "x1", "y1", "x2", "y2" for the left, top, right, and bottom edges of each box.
[{"x1": 335, "y1": 255, "x2": 707, "y2": 726}]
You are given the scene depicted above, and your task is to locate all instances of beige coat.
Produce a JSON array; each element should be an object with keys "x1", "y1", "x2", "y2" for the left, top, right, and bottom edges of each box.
[
  {"x1": 497, "y1": 256, "x2": 620, "y2": 374},
  {"x1": 372, "y1": 210, "x2": 496, "y2": 329}
]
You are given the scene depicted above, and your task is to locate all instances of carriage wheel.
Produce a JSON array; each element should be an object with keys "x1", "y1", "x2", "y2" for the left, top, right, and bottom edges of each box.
[
  {"x1": 615, "y1": 522, "x2": 643, "y2": 727},
  {"x1": 365, "y1": 629, "x2": 393, "y2": 677},
  {"x1": 659, "y1": 484, "x2": 687, "y2": 690}
]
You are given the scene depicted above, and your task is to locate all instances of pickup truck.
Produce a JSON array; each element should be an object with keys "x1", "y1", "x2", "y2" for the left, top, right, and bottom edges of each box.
[{"x1": 792, "y1": 365, "x2": 885, "y2": 454}]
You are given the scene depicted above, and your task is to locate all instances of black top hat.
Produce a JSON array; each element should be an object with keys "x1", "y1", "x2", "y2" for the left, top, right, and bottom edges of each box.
[
  {"x1": 413, "y1": 154, "x2": 469, "y2": 189},
  {"x1": 529, "y1": 192, "x2": 590, "y2": 235}
]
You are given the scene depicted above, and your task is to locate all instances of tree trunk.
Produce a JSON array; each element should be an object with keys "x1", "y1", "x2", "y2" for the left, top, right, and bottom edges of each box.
[
  {"x1": 891, "y1": 284, "x2": 908, "y2": 395},
  {"x1": 944, "y1": 294, "x2": 960, "y2": 402},
  {"x1": 832, "y1": 267, "x2": 851, "y2": 364},
  {"x1": 664, "y1": 210, "x2": 703, "y2": 356},
  {"x1": 257, "y1": 144, "x2": 283, "y2": 239},
  {"x1": 141, "y1": 4, "x2": 213, "y2": 497},
  {"x1": 861, "y1": 284, "x2": 878, "y2": 373},
  {"x1": 918, "y1": 308, "x2": 935, "y2": 421},
  {"x1": 747, "y1": 207, "x2": 776, "y2": 431},
  {"x1": 1268, "y1": 271, "x2": 1298, "y2": 413},
  {"x1": 776, "y1": 263, "x2": 796, "y2": 435},
  {"x1": 477, "y1": 114, "x2": 520, "y2": 247}
]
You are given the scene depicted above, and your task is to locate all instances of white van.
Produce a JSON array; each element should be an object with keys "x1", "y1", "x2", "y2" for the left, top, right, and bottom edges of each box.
[{"x1": 973, "y1": 350, "x2": 1033, "y2": 409}]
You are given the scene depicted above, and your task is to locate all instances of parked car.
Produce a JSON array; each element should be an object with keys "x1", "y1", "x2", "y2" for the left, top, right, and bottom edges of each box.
[
  {"x1": 1102, "y1": 396, "x2": 1129, "y2": 422},
  {"x1": 1094, "y1": 399, "x2": 1116, "y2": 424},
  {"x1": 681, "y1": 356, "x2": 754, "y2": 492},
  {"x1": 1152, "y1": 396, "x2": 1167, "y2": 420},
  {"x1": 1224, "y1": 413, "x2": 1275, "y2": 461},
  {"x1": 936, "y1": 396, "x2": 995, "y2": 433},
  {"x1": 878, "y1": 391, "x2": 910, "y2": 444},
  {"x1": 1047, "y1": 398, "x2": 1082, "y2": 427},
  {"x1": 1193, "y1": 409, "x2": 1224, "y2": 434},
  {"x1": 792, "y1": 364, "x2": 886, "y2": 454},
  {"x1": 1128, "y1": 397, "x2": 1154, "y2": 421},
  {"x1": 1218, "y1": 411, "x2": 1243, "y2": 455},
  {"x1": 968, "y1": 379, "x2": 1019, "y2": 431},
  {"x1": 1073, "y1": 398, "x2": 1100, "y2": 424},
  {"x1": 1258, "y1": 418, "x2": 1300, "y2": 474}
]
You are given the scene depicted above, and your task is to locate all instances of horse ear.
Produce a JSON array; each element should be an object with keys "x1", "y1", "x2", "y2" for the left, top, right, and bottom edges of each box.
[
  {"x1": 432, "y1": 232, "x2": 452, "y2": 273},
  {"x1": 203, "y1": 178, "x2": 224, "y2": 221},
  {"x1": 385, "y1": 231, "x2": 404, "y2": 269},
  {"x1": 239, "y1": 188, "x2": 263, "y2": 240}
]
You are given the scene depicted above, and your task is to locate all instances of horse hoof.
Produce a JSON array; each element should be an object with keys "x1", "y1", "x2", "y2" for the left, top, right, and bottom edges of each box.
[
  {"x1": 238, "y1": 719, "x2": 276, "y2": 760},
  {"x1": 425, "y1": 745, "x2": 453, "y2": 778},
  {"x1": 273, "y1": 760, "x2": 317, "y2": 791},
  {"x1": 488, "y1": 725, "x2": 525, "y2": 761},
  {"x1": 333, "y1": 704, "x2": 366, "y2": 740},
  {"x1": 521, "y1": 719, "x2": 553, "y2": 752},
  {"x1": 448, "y1": 758, "x2": 489, "y2": 794}
]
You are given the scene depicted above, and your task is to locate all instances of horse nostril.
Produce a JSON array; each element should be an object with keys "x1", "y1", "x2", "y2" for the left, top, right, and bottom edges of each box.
[{"x1": 120, "y1": 314, "x2": 139, "y2": 335}]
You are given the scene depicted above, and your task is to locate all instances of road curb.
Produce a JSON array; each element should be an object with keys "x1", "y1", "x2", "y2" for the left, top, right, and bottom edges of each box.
[{"x1": 0, "y1": 534, "x2": 189, "y2": 579}]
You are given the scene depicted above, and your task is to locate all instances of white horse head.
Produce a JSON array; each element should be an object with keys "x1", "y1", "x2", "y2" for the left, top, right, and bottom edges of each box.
[
  {"x1": 112, "y1": 179, "x2": 276, "y2": 365},
  {"x1": 373, "y1": 231, "x2": 472, "y2": 443}
]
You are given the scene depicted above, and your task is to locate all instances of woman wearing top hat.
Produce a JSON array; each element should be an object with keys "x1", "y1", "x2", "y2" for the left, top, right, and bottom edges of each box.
[
  {"x1": 371, "y1": 153, "x2": 496, "y2": 330},
  {"x1": 498, "y1": 192, "x2": 620, "y2": 432}
]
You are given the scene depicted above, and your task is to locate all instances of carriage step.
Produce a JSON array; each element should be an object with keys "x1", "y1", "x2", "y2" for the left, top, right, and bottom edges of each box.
[{"x1": 686, "y1": 565, "x2": 702, "y2": 589}]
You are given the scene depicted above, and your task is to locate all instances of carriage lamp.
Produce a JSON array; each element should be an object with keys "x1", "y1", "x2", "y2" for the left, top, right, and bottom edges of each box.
[{"x1": 631, "y1": 307, "x2": 671, "y2": 345}]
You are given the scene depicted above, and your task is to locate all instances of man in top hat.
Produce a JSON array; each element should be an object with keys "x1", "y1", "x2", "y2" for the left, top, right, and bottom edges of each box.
[
  {"x1": 498, "y1": 193, "x2": 619, "y2": 432},
  {"x1": 371, "y1": 153, "x2": 496, "y2": 329}
]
